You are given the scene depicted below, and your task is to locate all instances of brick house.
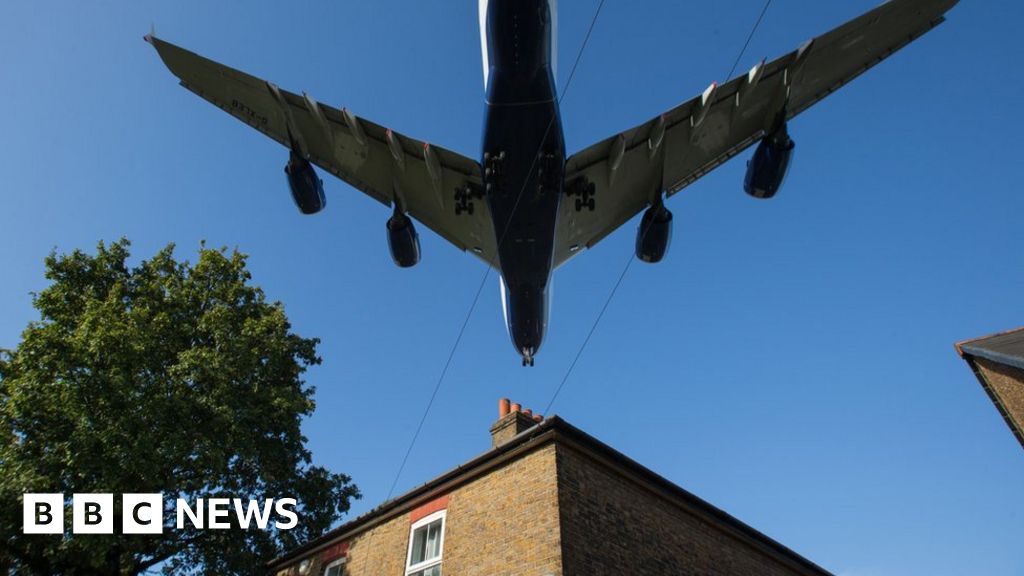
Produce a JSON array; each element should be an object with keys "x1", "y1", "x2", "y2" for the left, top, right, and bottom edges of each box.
[
  {"x1": 957, "y1": 327, "x2": 1024, "y2": 450},
  {"x1": 268, "y1": 399, "x2": 832, "y2": 576}
]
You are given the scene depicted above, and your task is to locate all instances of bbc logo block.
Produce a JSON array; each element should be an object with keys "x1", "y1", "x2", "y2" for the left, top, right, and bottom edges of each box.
[
  {"x1": 22, "y1": 493, "x2": 297, "y2": 534},
  {"x1": 72, "y1": 493, "x2": 114, "y2": 534},
  {"x1": 24, "y1": 493, "x2": 162, "y2": 535},
  {"x1": 123, "y1": 493, "x2": 164, "y2": 534},
  {"x1": 23, "y1": 494, "x2": 63, "y2": 534}
]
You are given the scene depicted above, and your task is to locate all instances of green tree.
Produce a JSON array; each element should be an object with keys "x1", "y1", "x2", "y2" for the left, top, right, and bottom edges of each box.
[{"x1": 0, "y1": 240, "x2": 359, "y2": 575}]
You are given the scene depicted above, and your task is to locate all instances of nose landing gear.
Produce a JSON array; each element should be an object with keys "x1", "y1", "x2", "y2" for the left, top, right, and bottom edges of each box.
[{"x1": 521, "y1": 349, "x2": 536, "y2": 367}]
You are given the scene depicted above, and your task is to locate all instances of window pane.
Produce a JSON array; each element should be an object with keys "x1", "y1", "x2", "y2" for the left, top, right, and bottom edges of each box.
[
  {"x1": 410, "y1": 525, "x2": 428, "y2": 564},
  {"x1": 425, "y1": 521, "x2": 442, "y2": 560}
]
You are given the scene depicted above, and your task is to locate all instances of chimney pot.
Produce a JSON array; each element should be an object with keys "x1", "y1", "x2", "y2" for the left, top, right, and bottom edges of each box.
[
  {"x1": 499, "y1": 398, "x2": 510, "y2": 418},
  {"x1": 533, "y1": 414, "x2": 543, "y2": 422},
  {"x1": 490, "y1": 402, "x2": 539, "y2": 448}
]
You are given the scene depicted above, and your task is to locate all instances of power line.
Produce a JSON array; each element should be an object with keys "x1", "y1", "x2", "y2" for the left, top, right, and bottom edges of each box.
[
  {"x1": 382, "y1": 0, "x2": 609, "y2": 503},
  {"x1": 543, "y1": 237, "x2": 635, "y2": 415},
  {"x1": 544, "y1": 0, "x2": 774, "y2": 416},
  {"x1": 559, "y1": 0, "x2": 608, "y2": 102},
  {"x1": 726, "y1": 0, "x2": 773, "y2": 81},
  {"x1": 373, "y1": 2, "x2": 770, "y2": 565}
]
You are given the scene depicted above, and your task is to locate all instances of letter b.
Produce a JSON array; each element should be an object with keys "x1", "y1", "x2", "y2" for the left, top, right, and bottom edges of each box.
[
  {"x1": 84, "y1": 502, "x2": 102, "y2": 525},
  {"x1": 37, "y1": 502, "x2": 52, "y2": 525},
  {"x1": 23, "y1": 494, "x2": 63, "y2": 534}
]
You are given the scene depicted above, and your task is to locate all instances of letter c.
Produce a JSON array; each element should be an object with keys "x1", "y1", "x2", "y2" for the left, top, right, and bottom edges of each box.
[{"x1": 133, "y1": 502, "x2": 152, "y2": 525}]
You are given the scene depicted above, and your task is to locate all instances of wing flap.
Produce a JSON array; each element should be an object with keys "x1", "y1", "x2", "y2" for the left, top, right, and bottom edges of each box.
[{"x1": 147, "y1": 35, "x2": 498, "y2": 268}]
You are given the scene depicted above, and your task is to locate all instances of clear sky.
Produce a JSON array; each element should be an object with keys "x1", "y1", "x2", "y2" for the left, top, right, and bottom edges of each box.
[{"x1": 2, "y1": 1, "x2": 1022, "y2": 574}]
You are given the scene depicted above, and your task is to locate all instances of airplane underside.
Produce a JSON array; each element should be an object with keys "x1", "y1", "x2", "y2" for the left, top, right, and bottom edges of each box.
[{"x1": 147, "y1": 0, "x2": 960, "y2": 365}]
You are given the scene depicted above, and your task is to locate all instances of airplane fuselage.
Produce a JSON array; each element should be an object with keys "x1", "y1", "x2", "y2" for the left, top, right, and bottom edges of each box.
[{"x1": 481, "y1": 0, "x2": 564, "y2": 366}]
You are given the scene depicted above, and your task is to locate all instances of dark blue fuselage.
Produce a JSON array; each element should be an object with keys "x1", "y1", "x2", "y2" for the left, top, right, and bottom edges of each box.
[{"x1": 482, "y1": 0, "x2": 564, "y2": 365}]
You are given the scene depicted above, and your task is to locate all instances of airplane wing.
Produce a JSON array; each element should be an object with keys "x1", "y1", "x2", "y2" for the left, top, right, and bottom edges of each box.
[
  {"x1": 553, "y1": 0, "x2": 958, "y2": 269},
  {"x1": 146, "y1": 35, "x2": 498, "y2": 269}
]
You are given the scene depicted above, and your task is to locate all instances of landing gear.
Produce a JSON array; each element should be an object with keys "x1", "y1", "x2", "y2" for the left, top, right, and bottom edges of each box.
[
  {"x1": 484, "y1": 150, "x2": 506, "y2": 180},
  {"x1": 574, "y1": 197, "x2": 596, "y2": 212},
  {"x1": 536, "y1": 151, "x2": 559, "y2": 195},
  {"x1": 453, "y1": 183, "x2": 483, "y2": 216},
  {"x1": 522, "y1": 356, "x2": 535, "y2": 367},
  {"x1": 480, "y1": 149, "x2": 507, "y2": 205},
  {"x1": 566, "y1": 177, "x2": 596, "y2": 212}
]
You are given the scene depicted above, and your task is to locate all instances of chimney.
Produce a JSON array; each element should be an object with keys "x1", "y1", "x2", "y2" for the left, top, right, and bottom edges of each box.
[{"x1": 490, "y1": 397, "x2": 542, "y2": 447}]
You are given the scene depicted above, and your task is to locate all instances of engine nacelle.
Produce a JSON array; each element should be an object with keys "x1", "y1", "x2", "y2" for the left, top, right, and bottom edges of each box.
[
  {"x1": 744, "y1": 122, "x2": 795, "y2": 199},
  {"x1": 635, "y1": 202, "x2": 673, "y2": 263},
  {"x1": 386, "y1": 211, "x2": 421, "y2": 268},
  {"x1": 284, "y1": 151, "x2": 326, "y2": 214}
]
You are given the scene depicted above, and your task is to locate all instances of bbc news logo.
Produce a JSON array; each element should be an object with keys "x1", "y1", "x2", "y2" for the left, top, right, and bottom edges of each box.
[{"x1": 23, "y1": 494, "x2": 298, "y2": 534}]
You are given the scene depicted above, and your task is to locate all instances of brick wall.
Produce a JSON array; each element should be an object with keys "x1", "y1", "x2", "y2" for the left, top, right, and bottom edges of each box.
[
  {"x1": 444, "y1": 444, "x2": 562, "y2": 575},
  {"x1": 975, "y1": 357, "x2": 1024, "y2": 447},
  {"x1": 555, "y1": 441, "x2": 827, "y2": 576},
  {"x1": 276, "y1": 442, "x2": 563, "y2": 576}
]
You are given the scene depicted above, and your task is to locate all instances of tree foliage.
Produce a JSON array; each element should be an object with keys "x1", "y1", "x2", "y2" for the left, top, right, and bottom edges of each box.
[{"x1": 0, "y1": 240, "x2": 359, "y2": 575}]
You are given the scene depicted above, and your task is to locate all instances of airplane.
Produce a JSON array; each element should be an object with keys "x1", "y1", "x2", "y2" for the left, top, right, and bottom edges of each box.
[{"x1": 147, "y1": 0, "x2": 959, "y2": 366}]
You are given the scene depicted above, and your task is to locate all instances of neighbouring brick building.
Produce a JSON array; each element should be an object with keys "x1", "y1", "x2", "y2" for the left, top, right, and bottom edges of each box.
[
  {"x1": 269, "y1": 399, "x2": 832, "y2": 576},
  {"x1": 957, "y1": 327, "x2": 1024, "y2": 450}
]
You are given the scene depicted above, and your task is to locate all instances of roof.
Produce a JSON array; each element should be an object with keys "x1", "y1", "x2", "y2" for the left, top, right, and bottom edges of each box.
[
  {"x1": 956, "y1": 327, "x2": 1024, "y2": 370},
  {"x1": 268, "y1": 415, "x2": 832, "y2": 575}
]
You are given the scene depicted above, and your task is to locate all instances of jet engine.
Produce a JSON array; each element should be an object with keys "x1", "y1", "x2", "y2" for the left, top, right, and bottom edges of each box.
[
  {"x1": 386, "y1": 209, "x2": 421, "y2": 268},
  {"x1": 284, "y1": 150, "x2": 326, "y2": 214},
  {"x1": 744, "y1": 122, "x2": 795, "y2": 199},
  {"x1": 635, "y1": 201, "x2": 673, "y2": 263}
]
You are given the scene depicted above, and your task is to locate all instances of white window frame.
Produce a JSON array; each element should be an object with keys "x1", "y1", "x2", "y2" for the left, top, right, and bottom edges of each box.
[
  {"x1": 404, "y1": 509, "x2": 446, "y2": 576},
  {"x1": 322, "y1": 557, "x2": 346, "y2": 576}
]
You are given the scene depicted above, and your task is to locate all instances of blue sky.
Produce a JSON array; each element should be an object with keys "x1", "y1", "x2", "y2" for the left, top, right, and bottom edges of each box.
[{"x1": 2, "y1": 1, "x2": 1022, "y2": 574}]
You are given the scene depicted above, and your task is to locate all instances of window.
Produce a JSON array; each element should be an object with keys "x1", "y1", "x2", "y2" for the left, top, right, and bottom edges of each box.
[
  {"x1": 323, "y1": 558, "x2": 345, "y2": 576},
  {"x1": 405, "y1": 510, "x2": 445, "y2": 576}
]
